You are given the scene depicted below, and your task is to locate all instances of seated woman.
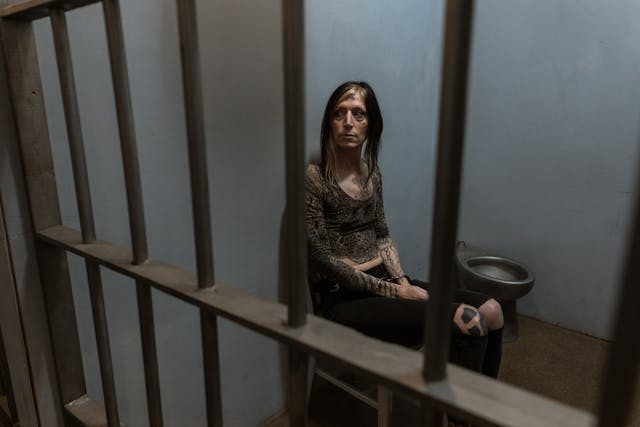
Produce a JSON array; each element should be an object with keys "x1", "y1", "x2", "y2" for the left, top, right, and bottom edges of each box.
[{"x1": 305, "y1": 81, "x2": 504, "y2": 377}]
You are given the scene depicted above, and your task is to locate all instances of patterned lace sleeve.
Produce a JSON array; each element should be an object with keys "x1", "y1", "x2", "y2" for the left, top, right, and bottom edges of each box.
[
  {"x1": 372, "y1": 169, "x2": 390, "y2": 240},
  {"x1": 372, "y1": 169, "x2": 408, "y2": 281},
  {"x1": 305, "y1": 165, "x2": 398, "y2": 297}
]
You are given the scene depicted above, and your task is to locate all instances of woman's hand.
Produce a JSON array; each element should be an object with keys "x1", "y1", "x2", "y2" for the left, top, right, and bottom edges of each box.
[{"x1": 397, "y1": 283, "x2": 429, "y2": 300}]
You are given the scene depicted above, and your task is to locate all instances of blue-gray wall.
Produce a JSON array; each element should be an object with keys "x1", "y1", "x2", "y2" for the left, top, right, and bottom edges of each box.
[
  {"x1": 307, "y1": 0, "x2": 640, "y2": 340},
  {"x1": 460, "y1": 0, "x2": 640, "y2": 339},
  {"x1": 306, "y1": 0, "x2": 444, "y2": 281}
]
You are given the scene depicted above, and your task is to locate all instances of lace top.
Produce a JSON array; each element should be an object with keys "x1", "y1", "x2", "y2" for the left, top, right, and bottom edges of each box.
[{"x1": 305, "y1": 164, "x2": 397, "y2": 297}]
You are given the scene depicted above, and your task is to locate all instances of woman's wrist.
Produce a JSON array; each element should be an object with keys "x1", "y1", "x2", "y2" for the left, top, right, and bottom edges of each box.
[
  {"x1": 376, "y1": 278, "x2": 401, "y2": 298},
  {"x1": 389, "y1": 274, "x2": 409, "y2": 285}
]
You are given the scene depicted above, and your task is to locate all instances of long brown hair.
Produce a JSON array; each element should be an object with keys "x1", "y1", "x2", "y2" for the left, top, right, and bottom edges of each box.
[{"x1": 320, "y1": 81, "x2": 383, "y2": 184}]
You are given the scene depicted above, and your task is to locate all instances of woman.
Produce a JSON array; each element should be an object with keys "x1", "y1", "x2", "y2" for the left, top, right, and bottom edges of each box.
[{"x1": 305, "y1": 81, "x2": 504, "y2": 377}]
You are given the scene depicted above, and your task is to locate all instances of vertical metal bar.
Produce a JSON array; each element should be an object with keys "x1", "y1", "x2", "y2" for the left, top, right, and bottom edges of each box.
[
  {"x1": 423, "y1": 0, "x2": 475, "y2": 424},
  {"x1": 175, "y1": 0, "x2": 214, "y2": 290},
  {"x1": 0, "y1": 196, "x2": 40, "y2": 427},
  {"x1": 282, "y1": 0, "x2": 307, "y2": 328},
  {"x1": 135, "y1": 281, "x2": 164, "y2": 427},
  {"x1": 99, "y1": 3, "x2": 164, "y2": 425},
  {"x1": 0, "y1": 333, "x2": 20, "y2": 424},
  {"x1": 596, "y1": 158, "x2": 640, "y2": 426},
  {"x1": 200, "y1": 310, "x2": 223, "y2": 427},
  {"x1": 288, "y1": 347, "x2": 308, "y2": 427},
  {"x1": 282, "y1": 0, "x2": 308, "y2": 425},
  {"x1": 50, "y1": 14, "x2": 121, "y2": 425},
  {"x1": 0, "y1": 18, "x2": 87, "y2": 420},
  {"x1": 175, "y1": 1, "x2": 222, "y2": 426},
  {"x1": 101, "y1": 0, "x2": 148, "y2": 264},
  {"x1": 85, "y1": 263, "x2": 120, "y2": 427},
  {"x1": 50, "y1": 9, "x2": 95, "y2": 244},
  {"x1": 425, "y1": 0, "x2": 475, "y2": 381},
  {"x1": 377, "y1": 386, "x2": 392, "y2": 427}
]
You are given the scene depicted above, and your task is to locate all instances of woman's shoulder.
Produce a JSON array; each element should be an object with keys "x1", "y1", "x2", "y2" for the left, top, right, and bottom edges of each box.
[
  {"x1": 305, "y1": 163, "x2": 321, "y2": 176},
  {"x1": 305, "y1": 164, "x2": 326, "y2": 193}
]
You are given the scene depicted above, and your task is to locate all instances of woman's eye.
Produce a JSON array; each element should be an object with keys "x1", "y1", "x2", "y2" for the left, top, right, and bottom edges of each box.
[
  {"x1": 333, "y1": 109, "x2": 345, "y2": 119},
  {"x1": 353, "y1": 111, "x2": 366, "y2": 120}
]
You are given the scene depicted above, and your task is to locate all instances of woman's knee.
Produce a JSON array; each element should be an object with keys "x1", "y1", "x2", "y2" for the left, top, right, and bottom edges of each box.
[
  {"x1": 478, "y1": 298, "x2": 504, "y2": 330},
  {"x1": 453, "y1": 304, "x2": 487, "y2": 336}
]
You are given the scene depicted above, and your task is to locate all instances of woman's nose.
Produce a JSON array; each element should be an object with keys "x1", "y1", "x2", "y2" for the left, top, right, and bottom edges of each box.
[{"x1": 343, "y1": 112, "x2": 354, "y2": 126}]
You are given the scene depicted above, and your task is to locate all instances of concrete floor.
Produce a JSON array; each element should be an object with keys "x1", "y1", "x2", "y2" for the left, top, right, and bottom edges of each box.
[{"x1": 267, "y1": 315, "x2": 640, "y2": 426}]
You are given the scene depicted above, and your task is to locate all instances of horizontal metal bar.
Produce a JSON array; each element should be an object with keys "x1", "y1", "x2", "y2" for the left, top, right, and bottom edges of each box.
[
  {"x1": 314, "y1": 369, "x2": 377, "y2": 409},
  {"x1": 37, "y1": 224, "x2": 596, "y2": 427},
  {"x1": 0, "y1": 0, "x2": 99, "y2": 20},
  {"x1": 65, "y1": 394, "x2": 124, "y2": 427}
]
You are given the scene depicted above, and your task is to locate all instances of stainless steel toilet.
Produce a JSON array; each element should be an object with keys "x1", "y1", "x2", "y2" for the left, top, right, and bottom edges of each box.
[{"x1": 455, "y1": 241, "x2": 535, "y2": 342}]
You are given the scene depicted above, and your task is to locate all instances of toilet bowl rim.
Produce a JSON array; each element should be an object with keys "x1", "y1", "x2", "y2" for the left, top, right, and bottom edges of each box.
[{"x1": 457, "y1": 254, "x2": 535, "y2": 286}]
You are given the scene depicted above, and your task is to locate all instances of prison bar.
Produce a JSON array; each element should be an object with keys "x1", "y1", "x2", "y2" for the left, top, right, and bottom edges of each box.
[
  {"x1": 102, "y1": 0, "x2": 147, "y2": 264},
  {"x1": 36, "y1": 224, "x2": 596, "y2": 427},
  {"x1": 0, "y1": 0, "x2": 631, "y2": 426},
  {"x1": 0, "y1": 17, "x2": 89, "y2": 416},
  {"x1": 50, "y1": 17, "x2": 121, "y2": 423},
  {"x1": 100, "y1": 1, "x2": 165, "y2": 425},
  {"x1": 0, "y1": 196, "x2": 40, "y2": 427},
  {"x1": 130, "y1": 281, "x2": 162, "y2": 427},
  {"x1": 425, "y1": 0, "x2": 475, "y2": 383},
  {"x1": 596, "y1": 155, "x2": 640, "y2": 425},
  {"x1": 423, "y1": 1, "x2": 476, "y2": 424},
  {"x1": 176, "y1": 0, "x2": 214, "y2": 290},
  {"x1": 175, "y1": 0, "x2": 223, "y2": 425},
  {"x1": 282, "y1": 0, "x2": 309, "y2": 425},
  {"x1": 85, "y1": 263, "x2": 120, "y2": 427},
  {"x1": 50, "y1": 9, "x2": 95, "y2": 243},
  {"x1": 282, "y1": 0, "x2": 307, "y2": 328},
  {"x1": 0, "y1": 0, "x2": 98, "y2": 20}
]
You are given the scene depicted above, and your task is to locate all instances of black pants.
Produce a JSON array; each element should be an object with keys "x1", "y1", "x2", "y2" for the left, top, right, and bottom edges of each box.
[{"x1": 314, "y1": 266, "x2": 502, "y2": 377}]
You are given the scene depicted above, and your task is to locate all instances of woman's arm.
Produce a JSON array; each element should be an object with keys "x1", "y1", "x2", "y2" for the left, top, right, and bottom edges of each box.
[
  {"x1": 372, "y1": 170, "x2": 428, "y2": 300},
  {"x1": 377, "y1": 237, "x2": 427, "y2": 299},
  {"x1": 377, "y1": 237, "x2": 411, "y2": 286}
]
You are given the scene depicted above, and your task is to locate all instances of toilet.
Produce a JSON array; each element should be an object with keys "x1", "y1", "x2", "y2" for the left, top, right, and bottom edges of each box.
[{"x1": 455, "y1": 241, "x2": 535, "y2": 342}]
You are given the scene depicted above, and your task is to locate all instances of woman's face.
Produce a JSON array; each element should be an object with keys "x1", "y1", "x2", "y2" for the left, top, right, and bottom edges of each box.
[{"x1": 331, "y1": 91, "x2": 368, "y2": 152}]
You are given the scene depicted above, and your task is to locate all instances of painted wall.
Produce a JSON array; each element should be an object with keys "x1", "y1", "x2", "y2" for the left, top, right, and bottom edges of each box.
[
  {"x1": 306, "y1": 0, "x2": 640, "y2": 340},
  {"x1": 306, "y1": 0, "x2": 444, "y2": 281},
  {"x1": 460, "y1": 0, "x2": 640, "y2": 339},
  {"x1": 16, "y1": 0, "x2": 287, "y2": 425}
]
